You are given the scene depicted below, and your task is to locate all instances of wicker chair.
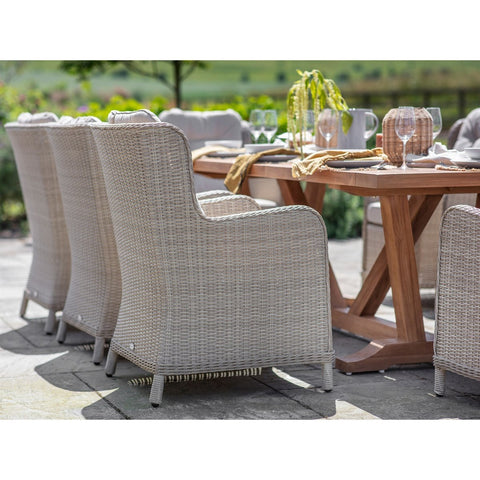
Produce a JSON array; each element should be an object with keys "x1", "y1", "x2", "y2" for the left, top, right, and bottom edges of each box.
[
  {"x1": 434, "y1": 205, "x2": 480, "y2": 395},
  {"x1": 159, "y1": 108, "x2": 283, "y2": 208},
  {"x1": 91, "y1": 120, "x2": 334, "y2": 406},
  {"x1": 46, "y1": 117, "x2": 122, "y2": 364},
  {"x1": 5, "y1": 113, "x2": 71, "y2": 334}
]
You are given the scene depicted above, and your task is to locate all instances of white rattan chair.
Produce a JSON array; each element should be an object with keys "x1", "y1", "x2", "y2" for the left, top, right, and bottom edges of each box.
[
  {"x1": 5, "y1": 112, "x2": 71, "y2": 334},
  {"x1": 159, "y1": 108, "x2": 283, "y2": 208},
  {"x1": 47, "y1": 117, "x2": 122, "y2": 364},
  {"x1": 91, "y1": 120, "x2": 334, "y2": 406},
  {"x1": 434, "y1": 205, "x2": 480, "y2": 395}
]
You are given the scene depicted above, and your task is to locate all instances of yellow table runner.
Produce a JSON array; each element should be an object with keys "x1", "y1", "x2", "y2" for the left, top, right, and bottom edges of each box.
[
  {"x1": 291, "y1": 147, "x2": 389, "y2": 178},
  {"x1": 193, "y1": 144, "x2": 390, "y2": 195}
]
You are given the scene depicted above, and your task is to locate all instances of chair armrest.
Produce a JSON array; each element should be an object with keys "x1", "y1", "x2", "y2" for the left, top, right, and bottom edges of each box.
[
  {"x1": 196, "y1": 190, "x2": 233, "y2": 201},
  {"x1": 199, "y1": 195, "x2": 261, "y2": 217},
  {"x1": 435, "y1": 204, "x2": 480, "y2": 361},
  {"x1": 201, "y1": 204, "x2": 328, "y2": 269}
]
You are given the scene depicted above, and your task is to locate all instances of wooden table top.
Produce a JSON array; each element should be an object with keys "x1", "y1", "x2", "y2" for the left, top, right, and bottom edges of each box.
[{"x1": 194, "y1": 156, "x2": 480, "y2": 196}]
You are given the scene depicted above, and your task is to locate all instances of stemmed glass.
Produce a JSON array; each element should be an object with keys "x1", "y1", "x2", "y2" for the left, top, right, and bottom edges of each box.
[
  {"x1": 395, "y1": 106, "x2": 416, "y2": 170},
  {"x1": 249, "y1": 109, "x2": 264, "y2": 143},
  {"x1": 263, "y1": 109, "x2": 278, "y2": 143},
  {"x1": 318, "y1": 108, "x2": 339, "y2": 149},
  {"x1": 426, "y1": 107, "x2": 442, "y2": 142},
  {"x1": 303, "y1": 110, "x2": 315, "y2": 144}
]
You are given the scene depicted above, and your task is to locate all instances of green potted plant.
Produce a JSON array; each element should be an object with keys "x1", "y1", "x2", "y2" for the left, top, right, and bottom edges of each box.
[{"x1": 287, "y1": 69, "x2": 352, "y2": 157}]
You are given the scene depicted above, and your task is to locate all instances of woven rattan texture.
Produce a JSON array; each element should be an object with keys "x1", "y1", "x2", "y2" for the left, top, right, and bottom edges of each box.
[
  {"x1": 91, "y1": 122, "x2": 334, "y2": 377},
  {"x1": 382, "y1": 108, "x2": 433, "y2": 165},
  {"x1": 5, "y1": 123, "x2": 71, "y2": 311},
  {"x1": 47, "y1": 124, "x2": 121, "y2": 339},
  {"x1": 434, "y1": 205, "x2": 480, "y2": 388}
]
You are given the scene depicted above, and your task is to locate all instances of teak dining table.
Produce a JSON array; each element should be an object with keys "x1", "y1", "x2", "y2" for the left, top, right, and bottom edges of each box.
[{"x1": 194, "y1": 155, "x2": 480, "y2": 373}]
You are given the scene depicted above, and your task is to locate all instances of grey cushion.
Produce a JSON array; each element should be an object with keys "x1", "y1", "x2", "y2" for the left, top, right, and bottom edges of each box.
[
  {"x1": 159, "y1": 108, "x2": 242, "y2": 149},
  {"x1": 18, "y1": 112, "x2": 59, "y2": 124},
  {"x1": 365, "y1": 201, "x2": 383, "y2": 226},
  {"x1": 108, "y1": 109, "x2": 160, "y2": 124}
]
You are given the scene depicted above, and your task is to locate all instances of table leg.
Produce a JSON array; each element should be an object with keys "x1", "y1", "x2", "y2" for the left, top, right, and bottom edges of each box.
[{"x1": 335, "y1": 194, "x2": 442, "y2": 373}]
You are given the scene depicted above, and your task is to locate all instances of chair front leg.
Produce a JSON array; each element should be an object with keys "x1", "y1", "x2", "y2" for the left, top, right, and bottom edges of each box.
[
  {"x1": 434, "y1": 367, "x2": 446, "y2": 396},
  {"x1": 44, "y1": 309, "x2": 57, "y2": 335},
  {"x1": 149, "y1": 374, "x2": 166, "y2": 407}
]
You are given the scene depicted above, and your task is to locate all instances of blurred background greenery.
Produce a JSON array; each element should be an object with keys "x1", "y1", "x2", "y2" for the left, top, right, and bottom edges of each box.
[{"x1": 2, "y1": 60, "x2": 480, "y2": 238}]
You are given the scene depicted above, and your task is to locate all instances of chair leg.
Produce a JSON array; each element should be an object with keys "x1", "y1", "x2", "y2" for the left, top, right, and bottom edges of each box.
[
  {"x1": 434, "y1": 367, "x2": 446, "y2": 396},
  {"x1": 149, "y1": 374, "x2": 165, "y2": 407},
  {"x1": 105, "y1": 349, "x2": 118, "y2": 377},
  {"x1": 56, "y1": 319, "x2": 68, "y2": 343},
  {"x1": 322, "y1": 362, "x2": 333, "y2": 392},
  {"x1": 44, "y1": 309, "x2": 57, "y2": 335},
  {"x1": 92, "y1": 337, "x2": 105, "y2": 365},
  {"x1": 19, "y1": 291, "x2": 28, "y2": 318}
]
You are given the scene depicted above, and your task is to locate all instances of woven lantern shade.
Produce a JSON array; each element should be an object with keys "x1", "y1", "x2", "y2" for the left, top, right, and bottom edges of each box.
[{"x1": 382, "y1": 107, "x2": 433, "y2": 165}]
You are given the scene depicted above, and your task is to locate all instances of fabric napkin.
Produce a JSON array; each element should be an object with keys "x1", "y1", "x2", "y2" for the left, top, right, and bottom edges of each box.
[
  {"x1": 191, "y1": 145, "x2": 243, "y2": 163},
  {"x1": 291, "y1": 147, "x2": 388, "y2": 178},
  {"x1": 407, "y1": 142, "x2": 470, "y2": 167},
  {"x1": 224, "y1": 147, "x2": 298, "y2": 194}
]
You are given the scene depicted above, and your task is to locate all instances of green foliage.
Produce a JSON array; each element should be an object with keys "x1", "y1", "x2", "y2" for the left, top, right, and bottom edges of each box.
[
  {"x1": 70, "y1": 95, "x2": 147, "y2": 121},
  {"x1": 321, "y1": 189, "x2": 364, "y2": 239},
  {"x1": 0, "y1": 129, "x2": 24, "y2": 228},
  {"x1": 0, "y1": 78, "x2": 363, "y2": 238},
  {"x1": 287, "y1": 70, "x2": 352, "y2": 155}
]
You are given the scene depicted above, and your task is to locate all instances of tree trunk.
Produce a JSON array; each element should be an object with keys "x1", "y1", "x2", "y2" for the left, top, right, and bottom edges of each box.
[{"x1": 173, "y1": 61, "x2": 182, "y2": 107}]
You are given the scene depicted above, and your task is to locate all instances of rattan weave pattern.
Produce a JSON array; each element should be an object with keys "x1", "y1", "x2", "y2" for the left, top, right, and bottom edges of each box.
[
  {"x1": 5, "y1": 122, "x2": 71, "y2": 330},
  {"x1": 91, "y1": 122, "x2": 334, "y2": 401},
  {"x1": 47, "y1": 123, "x2": 122, "y2": 358},
  {"x1": 434, "y1": 204, "x2": 480, "y2": 395},
  {"x1": 382, "y1": 107, "x2": 432, "y2": 165}
]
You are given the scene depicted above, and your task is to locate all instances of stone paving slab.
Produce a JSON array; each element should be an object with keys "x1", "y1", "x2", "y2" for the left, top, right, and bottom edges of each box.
[{"x1": 1, "y1": 236, "x2": 479, "y2": 421}]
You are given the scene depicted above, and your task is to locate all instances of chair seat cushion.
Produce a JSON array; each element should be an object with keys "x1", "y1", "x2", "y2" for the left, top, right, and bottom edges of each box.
[{"x1": 365, "y1": 201, "x2": 383, "y2": 226}]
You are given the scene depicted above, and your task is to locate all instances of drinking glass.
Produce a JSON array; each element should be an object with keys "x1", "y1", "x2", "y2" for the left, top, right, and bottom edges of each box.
[
  {"x1": 263, "y1": 109, "x2": 278, "y2": 143},
  {"x1": 249, "y1": 109, "x2": 264, "y2": 143},
  {"x1": 318, "y1": 108, "x2": 339, "y2": 149},
  {"x1": 303, "y1": 110, "x2": 315, "y2": 144},
  {"x1": 395, "y1": 106, "x2": 416, "y2": 170},
  {"x1": 426, "y1": 107, "x2": 442, "y2": 142}
]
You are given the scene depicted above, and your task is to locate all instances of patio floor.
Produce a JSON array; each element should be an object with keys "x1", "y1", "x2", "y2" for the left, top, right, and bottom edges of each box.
[{"x1": 1, "y1": 235, "x2": 479, "y2": 421}]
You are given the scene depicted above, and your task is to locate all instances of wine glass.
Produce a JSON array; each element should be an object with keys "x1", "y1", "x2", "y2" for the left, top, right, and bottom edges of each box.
[
  {"x1": 263, "y1": 109, "x2": 277, "y2": 143},
  {"x1": 249, "y1": 109, "x2": 264, "y2": 143},
  {"x1": 395, "y1": 106, "x2": 416, "y2": 170},
  {"x1": 318, "y1": 108, "x2": 339, "y2": 149},
  {"x1": 426, "y1": 107, "x2": 442, "y2": 142},
  {"x1": 303, "y1": 110, "x2": 315, "y2": 144}
]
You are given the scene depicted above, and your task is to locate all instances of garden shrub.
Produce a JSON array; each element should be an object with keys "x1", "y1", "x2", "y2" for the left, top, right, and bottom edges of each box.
[{"x1": 0, "y1": 85, "x2": 363, "y2": 238}]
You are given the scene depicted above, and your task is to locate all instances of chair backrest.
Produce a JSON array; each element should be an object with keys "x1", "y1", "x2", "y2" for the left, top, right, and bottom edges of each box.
[
  {"x1": 47, "y1": 117, "x2": 121, "y2": 336},
  {"x1": 158, "y1": 108, "x2": 283, "y2": 204},
  {"x1": 447, "y1": 118, "x2": 465, "y2": 149},
  {"x1": 159, "y1": 108, "x2": 243, "y2": 149},
  {"x1": 5, "y1": 113, "x2": 71, "y2": 310},
  {"x1": 91, "y1": 121, "x2": 203, "y2": 365}
]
